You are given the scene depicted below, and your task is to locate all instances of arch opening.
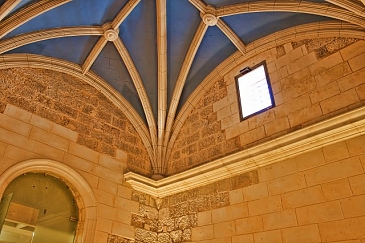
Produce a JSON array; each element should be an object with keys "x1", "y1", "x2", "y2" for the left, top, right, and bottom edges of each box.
[{"x1": 0, "y1": 159, "x2": 97, "y2": 243}]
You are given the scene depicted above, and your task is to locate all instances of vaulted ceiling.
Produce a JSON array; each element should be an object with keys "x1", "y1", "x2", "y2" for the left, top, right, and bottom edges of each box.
[{"x1": 1, "y1": 0, "x2": 365, "y2": 176}]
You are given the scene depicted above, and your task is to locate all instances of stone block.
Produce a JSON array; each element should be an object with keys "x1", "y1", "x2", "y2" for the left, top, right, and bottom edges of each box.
[
  {"x1": 281, "y1": 185, "x2": 325, "y2": 209},
  {"x1": 320, "y1": 89, "x2": 359, "y2": 114},
  {"x1": 264, "y1": 116, "x2": 290, "y2": 136},
  {"x1": 282, "y1": 224, "x2": 321, "y2": 243},
  {"x1": 112, "y1": 222, "x2": 135, "y2": 239},
  {"x1": 247, "y1": 195, "x2": 282, "y2": 216},
  {"x1": 77, "y1": 170, "x2": 99, "y2": 189},
  {"x1": 34, "y1": 141, "x2": 65, "y2": 161},
  {"x1": 315, "y1": 62, "x2": 352, "y2": 86},
  {"x1": 232, "y1": 234, "x2": 254, "y2": 243},
  {"x1": 30, "y1": 127, "x2": 69, "y2": 152},
  {"x1": 0, "y1": 114, "x2": 32, "y2": 136},
  {"x1": 284, "y1": 77, "x2": 317, "y2": 101},
  {"x1": 242, "y1": 182, "x2": 268, "y2": 202},
  {"x1": 96, "y1": 216, "x2": 113, "y2": 233},
  {"x1": 308, "y1": 52, "x2": 343, "y2": 76},
  {"x1": 235, "y1": 215, "x2": 263, "y2": 234},
  {"x1": 213, "y1": 97, "x2": 229, "y2": 112},
  {"x1": 4, "y1": 104, "x2": 32, "y2": 122},
  {"x1": 288, "y1": 103, "x2": 323, "y2": 128},
  {"x1": 281, "y1": 68, "x2": 311, "y2": 91},
  {"x1": 115, "y1": 149, "x2": 127, "y2": 161},
  {"x1": 270, "y1": 70, "x2": 280, "y2": 84},
  {"x1": 94, "y1": 231, "x2": 108, "y2": 243},
  {"x1": 116, "y1": 209, "x2": 132, "y2": 225},
  {"x1": 68, "y1": 142, "x2": 99, "y2": 163},
  {"x1": 340, "y1": 195, "x2": 365, "y2": 218},
  {"x1": 4, "y1": 144, "x2": 39, "y2": 161},
  {"x1": 0, "y1": 141, "x2": 6, "y2": 156},
  {"x1": 267, "y1": 173, "x2": 307, "y2": 195},
  {"x1": 117, "y1": 185, "x2": 132, "y2": 199},
  {"x1": 30, "y1": 114, "x2": 53, "y2": 131},
  {"x1": 198, "y1": 211, "x2": 212, "y2": 226},
  {"x1": 229, "y1": 188, "x2": 243, "y2": 205},
  {"x1": 346, "y1": 135, "x2": 365, "y2": 156},
  {"x1": 321, "y1": 179, "x2": 352, "y2": 200},
  {"x1": 213, "y1": 221, "x2": 235, "y2": 237},
  {"x1": 258, "y1": 158, "x2": 297, "y2": 182},
  {"x1": 296, "y1": 201, "x2": 344, "y2": 225},
  {"x1": 225, "y1": 125, "x2": 240, "y2": 140},
  {"x1": 304, "y1": 157, "x2": 363, "y2": 186},
  {"x1": 322, "y1": 141, "x2": 350, "y2": 163},
  {"x1": 99, "y1": 154, "x2": 125, "y2": 173},
  {"x1": 357, "y1": 83, "x2": 365, "y2": 100},
  {"x1": 98, "y1": 178, "x2": 118, "y2": 195},
  {"x1": 349, "y1": 174, "x2": 365, "y2": 195},
  {"x1": 94, "y1": 188, "x2": 114, "y2": 206},
  {"x1": 286, "y1": 52, "x2": 317, "y2": 74},
  {"x1": 247, "y1": 109, "x2": 275, "y2": 130},
  {"x1": 0, "y1": 127, "x2": 35, "y2": 151},
  {"x1": 271, "y1": 79, "x2": 281, "y2": 95},
  {"x1": 63, "y1": 153, "x2": 95, "y2": 173},
  {"x1": 274, "y1": 95, "x2": 311, "y2": 118},
  {"x1": 212, "y1": 203, "x2": 248, "y2": 223},
  {"x1": 227, "y1": 82, "x2": 237, "y2": 95},
  {"x1": 51, "y1": 123, "x2": 78, "y2": 142},
  {"x1": 284, "y1": 43, "x2": 294, "y2": 53},
  {"x1": 239, "y1": 126, "x2": 265, "y2": 146},
  {"x1": 0, "y1": 156, "x2": 15, "y2": 174},
  {"x1": 94, "y1": 165, "x2": 124, "y2": 183},
  {"x1": 279, "y1": 66, "x2": 289, "y2": 78},
  {"x1": 97, "y1": 203, "x2": 116, "y2": 220},
  {"x1": 262, "y1": 209, "x2": 297, "y2": 230},
  {"x1": 231, "y1": 102, "x2": 239, "y2": 114},
  {"x1": 340, "y1": 40, "x2": 365, "y2": 61},
  {"x1": 217, "y1": 106, "x2": 231, "y2": 121},
  {"x1": 309, "y1": 81, "x2": 340, "y2": 104},
  {"x1": 191, "y1": 225, "x2": 214, "y2": 241},
  {"x1": 221, "y1": 114, "x2": 240, "y2": 130},
  {"x1": 254, "y1": 230, "x2": 282, "y2": 243},
  {"x1": 337, "y1": 67, "x2": 365, "y2": 92},
  {"x1": 115, "y1": 197, "x2": 139, "y2": 213},
  {"x1": 319, "y1": 217, "x2": 365, "y2": 242},
  {"x1": 348, "y1": 53, "x2": 365, "y2": 72},
  {"x1": 295, "y1": 148, "x2": 325, "y2": 171}
]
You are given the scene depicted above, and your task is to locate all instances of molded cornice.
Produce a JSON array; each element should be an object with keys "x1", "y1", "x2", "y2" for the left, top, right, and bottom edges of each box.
[{"x1": 125, "y1": 106, "x2": 365, "y2": 198}]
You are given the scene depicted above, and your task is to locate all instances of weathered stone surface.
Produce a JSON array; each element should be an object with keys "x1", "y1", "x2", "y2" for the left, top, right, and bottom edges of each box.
[
  {"x1": 0, "y1": 68, "x2": 151, "y2": 175},
  {"x1": 292, "y1": 37, "x2": 358, "y2": 59},
  {"x1": 157, "y1": 233, "x2": 171, "y2": 243},
  {"x1": 108, "y1": 234, "x2": 135, "y2": 243},
  {"x1": 168, "y1": 38, "x2": 362, "y2": 175},
  {"x1": 170, "y1": 230, "x2": 182, "y2": 243},
  {"x1": 135, "y1": 228, "x2": 157, "y2": 243},
  {"x1": 182, "y1": 229, "x2": 192, "y2": 242}
]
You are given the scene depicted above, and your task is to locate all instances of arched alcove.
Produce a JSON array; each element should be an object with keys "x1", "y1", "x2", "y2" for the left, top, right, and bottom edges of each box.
[{"x1": 0, "y1": 159, "x2": 97, "y2": 243}]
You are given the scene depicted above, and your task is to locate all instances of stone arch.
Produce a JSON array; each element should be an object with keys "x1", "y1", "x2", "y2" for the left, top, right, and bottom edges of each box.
[{"x1": 0, "y1": 159, "x2": 97, "y2": 243}]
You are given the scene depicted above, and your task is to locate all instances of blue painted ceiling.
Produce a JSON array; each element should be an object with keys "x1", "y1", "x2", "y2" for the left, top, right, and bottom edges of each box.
[{"x1": 1, "y1": 0, "x2": 336, "y2": 123}]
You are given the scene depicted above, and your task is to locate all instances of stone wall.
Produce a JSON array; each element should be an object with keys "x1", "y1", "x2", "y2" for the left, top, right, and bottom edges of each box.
[
  {"x1": 168, "y1": 38, "x2": 365, "y2": 175},
  {"x1": 0, "y1": 68, "x2": 151, "y2": 175},
  {"x1": 0, "y1": 104, "x2": 142, "y2": 242},
  {"x1": 106, "y1": 134, "x2": 365, "y2": 243},
  {"x1": 190, "y1": 135, "x2": 365, "y2": 243}
]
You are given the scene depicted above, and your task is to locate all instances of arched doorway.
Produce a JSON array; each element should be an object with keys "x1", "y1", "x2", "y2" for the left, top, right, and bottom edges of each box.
[{"x1": 0, "y1": 159, "x2": 97, "y2": 243}]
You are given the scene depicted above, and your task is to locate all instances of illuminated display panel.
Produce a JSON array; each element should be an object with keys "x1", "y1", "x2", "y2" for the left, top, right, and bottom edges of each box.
[{"x1": 236, "y1": 63, "x2": 274, "y2": 120}]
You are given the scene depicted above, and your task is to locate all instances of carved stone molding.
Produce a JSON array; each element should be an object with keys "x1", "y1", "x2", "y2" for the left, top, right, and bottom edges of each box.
[{"x1": 125, "y1": 106, "x2": 365, "y2": 198}]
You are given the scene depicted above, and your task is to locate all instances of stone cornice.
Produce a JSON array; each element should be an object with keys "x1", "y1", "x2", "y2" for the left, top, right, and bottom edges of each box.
[{"x1": 125, "y1": 105, "x2": 365, "y2": 198}]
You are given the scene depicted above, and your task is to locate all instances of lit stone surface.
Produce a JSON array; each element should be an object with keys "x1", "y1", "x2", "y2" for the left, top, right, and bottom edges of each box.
[
  {"x1": 168, "y1": 38, "x2": 365, "y2": 175},
  {"x1": 0, "y1": 68, "x2": 150, "y2": 175}
]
